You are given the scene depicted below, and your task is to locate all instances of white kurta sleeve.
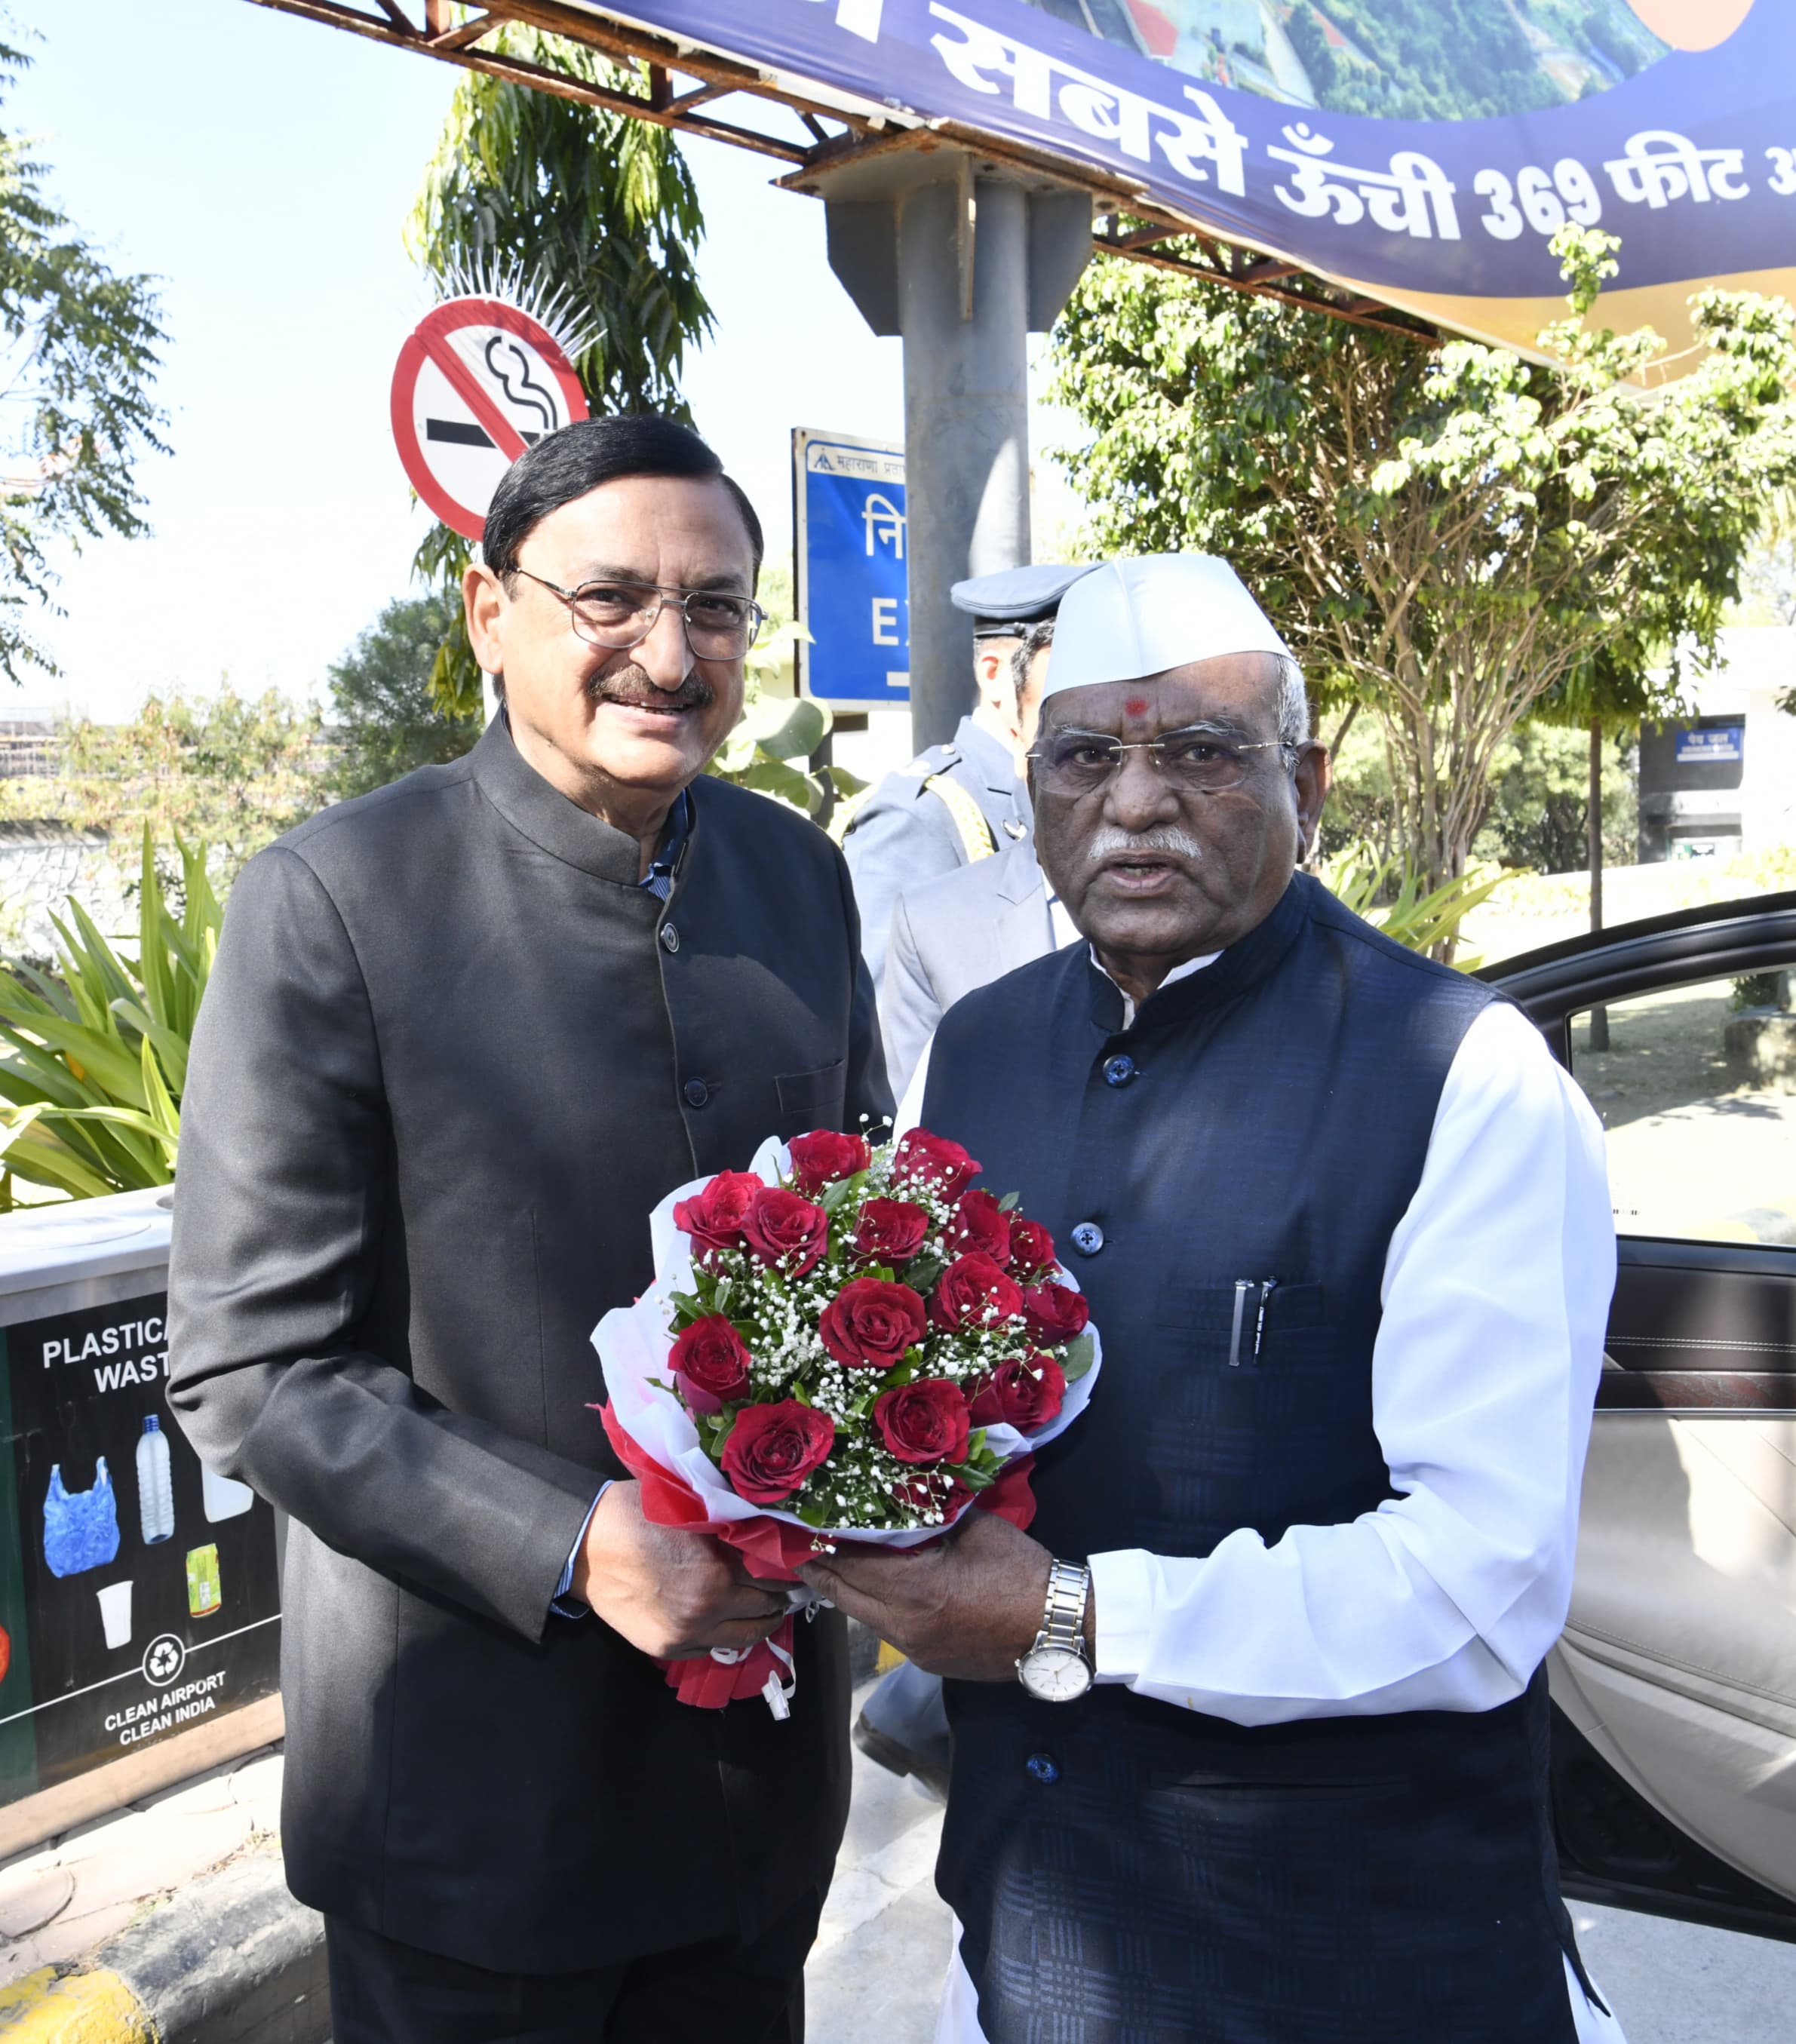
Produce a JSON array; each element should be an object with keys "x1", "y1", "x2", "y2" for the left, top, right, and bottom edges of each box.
[{"x1": 1087, "y1": 999, "x2": 1616, "y2": 1724}]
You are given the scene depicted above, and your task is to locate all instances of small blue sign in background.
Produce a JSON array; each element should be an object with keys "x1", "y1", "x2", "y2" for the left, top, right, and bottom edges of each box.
[
  {"x1": 794, "y1": 429, "x2": 909, "y2": 704},
  {"x1": 1674, "y1": 725, "x2": 1743, "y2": 766}
]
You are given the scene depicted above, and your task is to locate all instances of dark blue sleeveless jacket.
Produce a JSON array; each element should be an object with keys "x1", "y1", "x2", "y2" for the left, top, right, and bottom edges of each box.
[{"x1": 920, "y1": 875, "x2": 1585, "y2": 2044}]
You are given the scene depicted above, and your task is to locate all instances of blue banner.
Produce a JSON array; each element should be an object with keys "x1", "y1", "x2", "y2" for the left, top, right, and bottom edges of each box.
[{"x1": 602, "y1": 0, "x2": 1795, "y2": 354}]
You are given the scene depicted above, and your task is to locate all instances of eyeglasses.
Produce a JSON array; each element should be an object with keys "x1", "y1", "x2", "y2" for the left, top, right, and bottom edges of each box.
[
  {"x1": 1028, "y1": 727, "x2": 1297, "y2": 799},
  {"x1": 512, "y1": 570, "x2": 766, "y2": 660}
]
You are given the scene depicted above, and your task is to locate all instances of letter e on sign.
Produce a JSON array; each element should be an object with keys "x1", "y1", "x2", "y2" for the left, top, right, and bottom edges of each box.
[{"x1": 872, "y1": 598, "x2": 900, "y2": 646}]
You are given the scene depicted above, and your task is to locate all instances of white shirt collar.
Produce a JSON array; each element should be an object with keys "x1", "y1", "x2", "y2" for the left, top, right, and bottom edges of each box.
[{"x1": 1091, "y1": 946, "x2": 1222, "y2": 1029}]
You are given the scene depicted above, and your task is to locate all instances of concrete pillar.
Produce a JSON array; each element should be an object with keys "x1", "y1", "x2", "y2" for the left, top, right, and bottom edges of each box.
[
  {"x1": 800, "y1": 150, "x2": 1093, "y2": 750},
  {"x1": 896, "y1": 174, "x2": 1030, "y2": 749}
]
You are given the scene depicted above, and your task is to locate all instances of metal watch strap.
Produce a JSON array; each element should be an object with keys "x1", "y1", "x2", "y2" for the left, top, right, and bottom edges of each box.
[{"x1": 1036, "y1": 1558, "x2": 1090, "y2": 1656}]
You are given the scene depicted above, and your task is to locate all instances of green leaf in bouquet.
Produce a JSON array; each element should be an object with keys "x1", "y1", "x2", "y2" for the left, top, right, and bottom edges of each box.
[
  {"x1": 1061, "y1": 1332, "x2": 1096, "y2": 1383},
  {"x1": 882, "y1": 1356, "x2": 918, "y2": 1389},
  {"x1": 865, "y1": 1263, "x2": 896, "y2": 1284},
  {"x1": 819, "y1": 1177, "x2": 856, "y2": 1216},
  {"x1": 901, "y1": 1253, "x2": 947, "y2": 1294},
  {"x1": 711, "y1": 1276, "x2": 734, "y2": 1316},
  {"x1": 794, "y1": 1496, "x2": 830, "y2": 1527},
  {"x1": 668, "y1": 1289, "x2": 705, "y2": 1325},
  {"x1": 997, "y1": 1192, "x2": 1021, "y2": 1212},
  {"x1": 700, "y1": 1408, "x2": 738, "y2": 1458},
  {"x1": 944, "y1": 1459, "x2": 997, "y2": 1493},
  {"x1": 791, "y1": 1382, "x2": 814, "y2": 1407}
]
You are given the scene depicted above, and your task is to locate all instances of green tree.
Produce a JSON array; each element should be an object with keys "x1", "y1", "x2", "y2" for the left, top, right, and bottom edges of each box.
[
  {"x1": 2, "y1": 687, "x2": 324, "y2": 881},
  {"x1": 325, "y1": 591, "x2": 483, "y2": 801},
  {"x1": 405, "y1": 24, "x2": 712, "y2": 716},
  {"x1": 0, "y1": 34, "x2": 166, "y2": 683},
  {"x1": 1049, "y1": 228, "x2": 1796, "y2": 904}
]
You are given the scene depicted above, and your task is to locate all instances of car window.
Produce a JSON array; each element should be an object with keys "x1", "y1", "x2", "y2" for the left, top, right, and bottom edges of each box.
[{"x1": 1568, "y1": 971, "x2": 1796, "y2": 1246}]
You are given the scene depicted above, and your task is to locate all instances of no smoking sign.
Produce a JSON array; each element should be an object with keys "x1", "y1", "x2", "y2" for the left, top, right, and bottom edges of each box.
[{"x1": 389, "y1": 297, "x2": 588, "y2": 540}]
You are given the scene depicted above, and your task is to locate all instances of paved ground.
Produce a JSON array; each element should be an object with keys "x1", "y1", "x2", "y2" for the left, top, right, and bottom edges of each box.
[
  {"x1": 808, "y1": 1694, "x2": 1796, "y2": 2044},
  {"x1": 0, "y1": 1744, "x2": 282, "y2": 1983},
  {"x1": 11, "y1": 1717, "x2": 1796, "y2": 2042}
]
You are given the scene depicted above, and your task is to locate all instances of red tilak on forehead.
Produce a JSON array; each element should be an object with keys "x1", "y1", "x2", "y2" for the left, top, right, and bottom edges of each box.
[{"x1": 1125, "y1": 695, "x2": 1150, "y2": 717}]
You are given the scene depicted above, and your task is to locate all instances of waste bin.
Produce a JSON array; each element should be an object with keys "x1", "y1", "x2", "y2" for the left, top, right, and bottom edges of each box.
[{"x1": 0, "y1": 1188, "x2": 281, "y2": 1852}]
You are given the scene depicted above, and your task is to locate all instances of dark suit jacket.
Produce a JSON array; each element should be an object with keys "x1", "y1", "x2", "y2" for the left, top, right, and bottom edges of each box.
[
  {"x1": 880, "y1": 836, "x2": 1057, "y2": 1100},
  {"x1": 166, "y1": 717, "x2": 891, "y2": 1972}
]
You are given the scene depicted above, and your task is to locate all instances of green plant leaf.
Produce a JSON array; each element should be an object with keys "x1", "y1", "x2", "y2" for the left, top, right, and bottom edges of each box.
[{"x1": 1061, "y1": 1332, "x2": 1096, "y2": 1383}]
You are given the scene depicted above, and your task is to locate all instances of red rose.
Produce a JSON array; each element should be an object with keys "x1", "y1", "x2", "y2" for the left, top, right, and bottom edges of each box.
[
  {"x1": 741, "y1": 1186, "x2": 830, "y2": 1275},
  {"x1": 853, "y1": 1197, "x2": 931, "y2": 1266},
  {"x1": 929, "y1": 1252, "x2": 1024, "y2": 1333},
  {"x1": 1021, "y1": 1279, "x2": 1090, "y2": 1346},
  {"x1": 1007, "y1": 1218, "x2": 1057, "y2": 1278},
  {"x1": 819, "y1": 1277, "x2": 928, "y2": 1370},
  {"x1": 969, "y1": 1352, "x2": 1066, "y2": 1433},
  {"x1": 890, "y1": 1128, "x2": 981, "y2": 1202},
  {"x1": 948, "y1": 1189, "x2": 1012, "y2": 1264},
  {"x1": 873, "y1": 1378, "x2": 972, "y2": 1465},
  {"x1": 720, "y1": 1399, "x2": 836, "y2": 1505},
  {"x1": 787, "y1": 1130, "x2": 871, "y2": 1197},
  {"x1": 669, "y1": 1315, "x2": 751, "y2": 1413},
  {"x1": 672, "y1": 1169, "x2": 763, "y2": 1257}
]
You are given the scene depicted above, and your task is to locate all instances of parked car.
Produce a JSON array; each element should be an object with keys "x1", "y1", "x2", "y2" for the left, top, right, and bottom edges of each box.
[{"x1": 1484, "y1": 888, "x2": 1796, "y2": 1941}]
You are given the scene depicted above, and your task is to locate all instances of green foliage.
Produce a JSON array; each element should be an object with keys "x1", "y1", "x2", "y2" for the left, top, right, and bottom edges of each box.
[
  {"x1": 5, "y1": 687, "x2": 324, "y2": 882},
  {"x1": 325, "y1": 591, "x2": 484, "y2": 801},
  {"x1": 0, "y1": 830, "x2": 216, "y2": 1202},
  {"x1": 1048, "y1": 224, "x2": 1796, "y2": 894},
  {"x1": 406, "y1": 24, "x2": 712, "y2": 718},
  {"x1": 1317, "y1": 845, "x2": 1506, "y2": 968},
  {"x1": 1282, "y1": 0, "x2": 1661, "y2": 120},
  {"x1": 1471, "y1": 723, "x2": 1636, "y2": 874},
  {"x1": 0, "y1": 38, "x2": 167, "y2": 683}
]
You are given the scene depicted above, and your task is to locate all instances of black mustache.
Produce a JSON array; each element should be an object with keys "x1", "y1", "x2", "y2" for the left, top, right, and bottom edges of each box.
[{"x1": 587, "y1": 664, "x2": 715, "y2": 713}]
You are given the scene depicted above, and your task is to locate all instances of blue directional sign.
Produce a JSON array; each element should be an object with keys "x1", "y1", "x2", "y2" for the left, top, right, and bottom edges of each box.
[{"x1": 793, "y1": 428, "x2": 908, "y2": 704}]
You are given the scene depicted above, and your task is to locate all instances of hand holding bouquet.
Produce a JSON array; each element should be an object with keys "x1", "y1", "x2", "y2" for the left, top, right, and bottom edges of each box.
[{"x1": 594, "y1": 1125, "x2": 1101, "y2": 1713}]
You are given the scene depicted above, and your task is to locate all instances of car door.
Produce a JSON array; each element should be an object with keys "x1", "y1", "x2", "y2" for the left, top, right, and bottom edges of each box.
[{"x1": 1487, "y1": 889, "x2": 1796, "y2": 1940}]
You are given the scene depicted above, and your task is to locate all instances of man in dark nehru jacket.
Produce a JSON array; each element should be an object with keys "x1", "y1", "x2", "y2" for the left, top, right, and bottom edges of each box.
[
  {"x1": 167, "y1": 416, "x2": 890, "y2": 2042},
  {"x1": 803, "y1": 555, "x2": 1624, "y2": 2042},
  {"x1": 843, "y1": 562, "x2": 1088, "y2": 988}
]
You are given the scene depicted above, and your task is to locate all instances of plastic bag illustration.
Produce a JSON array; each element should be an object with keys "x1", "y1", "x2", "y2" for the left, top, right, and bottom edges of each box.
[{"x1": 42, "y1": 1459, "x2": 123, "y2": 1578}]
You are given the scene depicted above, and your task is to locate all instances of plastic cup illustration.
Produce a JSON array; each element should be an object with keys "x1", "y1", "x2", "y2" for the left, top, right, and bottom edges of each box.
[
  {"x1": 137, "y1": 1414, "x2": 174, "y2": 1546},
  {"x1": 201, "y1": 1464, "x2": 254, "y2": 1524},
  {"x1": 186, "y1": 1543, "x2": 222, "y2": 1619},
  {"x1": 97, "y1": 1580, "x2": 134, "y2": 1650}
]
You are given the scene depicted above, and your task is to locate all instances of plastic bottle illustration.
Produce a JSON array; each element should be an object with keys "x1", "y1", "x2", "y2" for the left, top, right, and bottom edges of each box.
[
  {"x1": 137, "y1": 1414, "x2": 175, "y2": 1545},
  {"x1": 186, "y1": 1544, "x2": 222, "y2": 1619},
  {"x1": 201, "y1": 1464, "x2": 254, "y2": 1524}
]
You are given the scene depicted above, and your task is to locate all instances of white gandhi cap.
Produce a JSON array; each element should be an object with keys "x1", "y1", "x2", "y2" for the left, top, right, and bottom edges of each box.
[{"x1": 1039, "y1": 554, "x2": 1291, "y2": 707}]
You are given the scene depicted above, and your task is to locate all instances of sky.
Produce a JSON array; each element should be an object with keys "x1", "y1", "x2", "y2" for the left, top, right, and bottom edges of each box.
[{"x1": 9, "y1": 0, "x2": 1075, "y2": 721}]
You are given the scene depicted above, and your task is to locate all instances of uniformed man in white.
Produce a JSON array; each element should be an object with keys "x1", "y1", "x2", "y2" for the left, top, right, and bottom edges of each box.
[{"x1": 843, "y1": 563, "x2": 1090, "y2": 988}]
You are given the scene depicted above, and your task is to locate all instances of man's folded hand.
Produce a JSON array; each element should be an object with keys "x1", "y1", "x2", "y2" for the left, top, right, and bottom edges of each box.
[
  {"x1": 574, "y1": 1480, "x2": 786, "y2": 1659},
  {"x1": 799, "y1": 1509, "x2": 1065, "y2": 1682}
]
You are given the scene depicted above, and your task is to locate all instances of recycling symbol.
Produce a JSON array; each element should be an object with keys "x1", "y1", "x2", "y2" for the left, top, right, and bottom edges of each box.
[{"x1": 142, "y1": 1634, "x2": 186, "y2": 1686}]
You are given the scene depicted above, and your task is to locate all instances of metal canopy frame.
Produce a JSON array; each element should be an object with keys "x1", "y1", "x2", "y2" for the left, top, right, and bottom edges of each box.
[{"x1": 240, "y1": 0, "x2": 1439, "y2": 345}]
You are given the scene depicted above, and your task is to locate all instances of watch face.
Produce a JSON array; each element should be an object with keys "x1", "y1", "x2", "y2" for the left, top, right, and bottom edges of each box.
[{"x1": 1018, "y1": 1643, "x2": 1092, "y2": 1702}]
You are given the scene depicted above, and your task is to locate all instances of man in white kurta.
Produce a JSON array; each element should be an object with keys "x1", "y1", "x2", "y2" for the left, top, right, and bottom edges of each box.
[{"x1": 802, "y1": 555, "x2": 1626, "y2": 2044}]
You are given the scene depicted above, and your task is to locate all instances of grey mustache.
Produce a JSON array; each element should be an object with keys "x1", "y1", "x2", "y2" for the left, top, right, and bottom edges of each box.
[
  {"x1": 1087, "y1": 825, "x2": 1203, "y2": 864},
  {"x1": 588, "y1": 663, "x2": 715, "y2": 712}
]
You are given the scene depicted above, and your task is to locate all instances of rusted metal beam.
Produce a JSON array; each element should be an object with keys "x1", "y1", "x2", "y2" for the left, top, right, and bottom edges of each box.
[
  {"x1": 428, "y1": 8, "x2": 505, "y2": 53},
  {"x1": 238, "y1": 0, "x2": 1435, "y2": 342}
]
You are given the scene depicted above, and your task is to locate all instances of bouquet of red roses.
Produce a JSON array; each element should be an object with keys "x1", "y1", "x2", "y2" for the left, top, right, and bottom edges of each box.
[{"x1": 594, "y1": 1125, "x2": 1101, "y2": 1714}]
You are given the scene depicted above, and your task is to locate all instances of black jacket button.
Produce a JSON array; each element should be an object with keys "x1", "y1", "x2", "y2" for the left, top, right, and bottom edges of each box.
[
  {"x1": 1103, "y1": 1054, "x2": 1136, "y2": 1087},
  {"x1": 1070, "y1": 1222, "x2": 1104, "y2": 1256},
  {"x1": 1026, "y1": 1752, "x2": 1060, "y2": 1784},
  {"x1": 683, "y1": 1079, "x2": 709, "y2": 1108},
  {"x1": 660, "y1": 922, "x2": 680, "y2": 953}
]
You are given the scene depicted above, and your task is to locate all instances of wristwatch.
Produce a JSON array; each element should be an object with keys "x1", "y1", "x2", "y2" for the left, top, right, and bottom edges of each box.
[{"x1": 1016, "y1": 1558, "x2": 1093, "y2": 1702}]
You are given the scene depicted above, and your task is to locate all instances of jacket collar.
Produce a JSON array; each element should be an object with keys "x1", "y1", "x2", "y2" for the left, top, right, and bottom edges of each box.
[
  {"x1": 995, "y1": 833, "x2": 1044, "y2": 905},
  {"x1": 469, "y1": 712, "x2": 665, "y2": 887},
  {"x1": 953, "y1": 715, "x2": 1021, "y2": 795},
  {"x1": 1080, "y1": 871, "x2": 1314, "y2": 1039}
]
